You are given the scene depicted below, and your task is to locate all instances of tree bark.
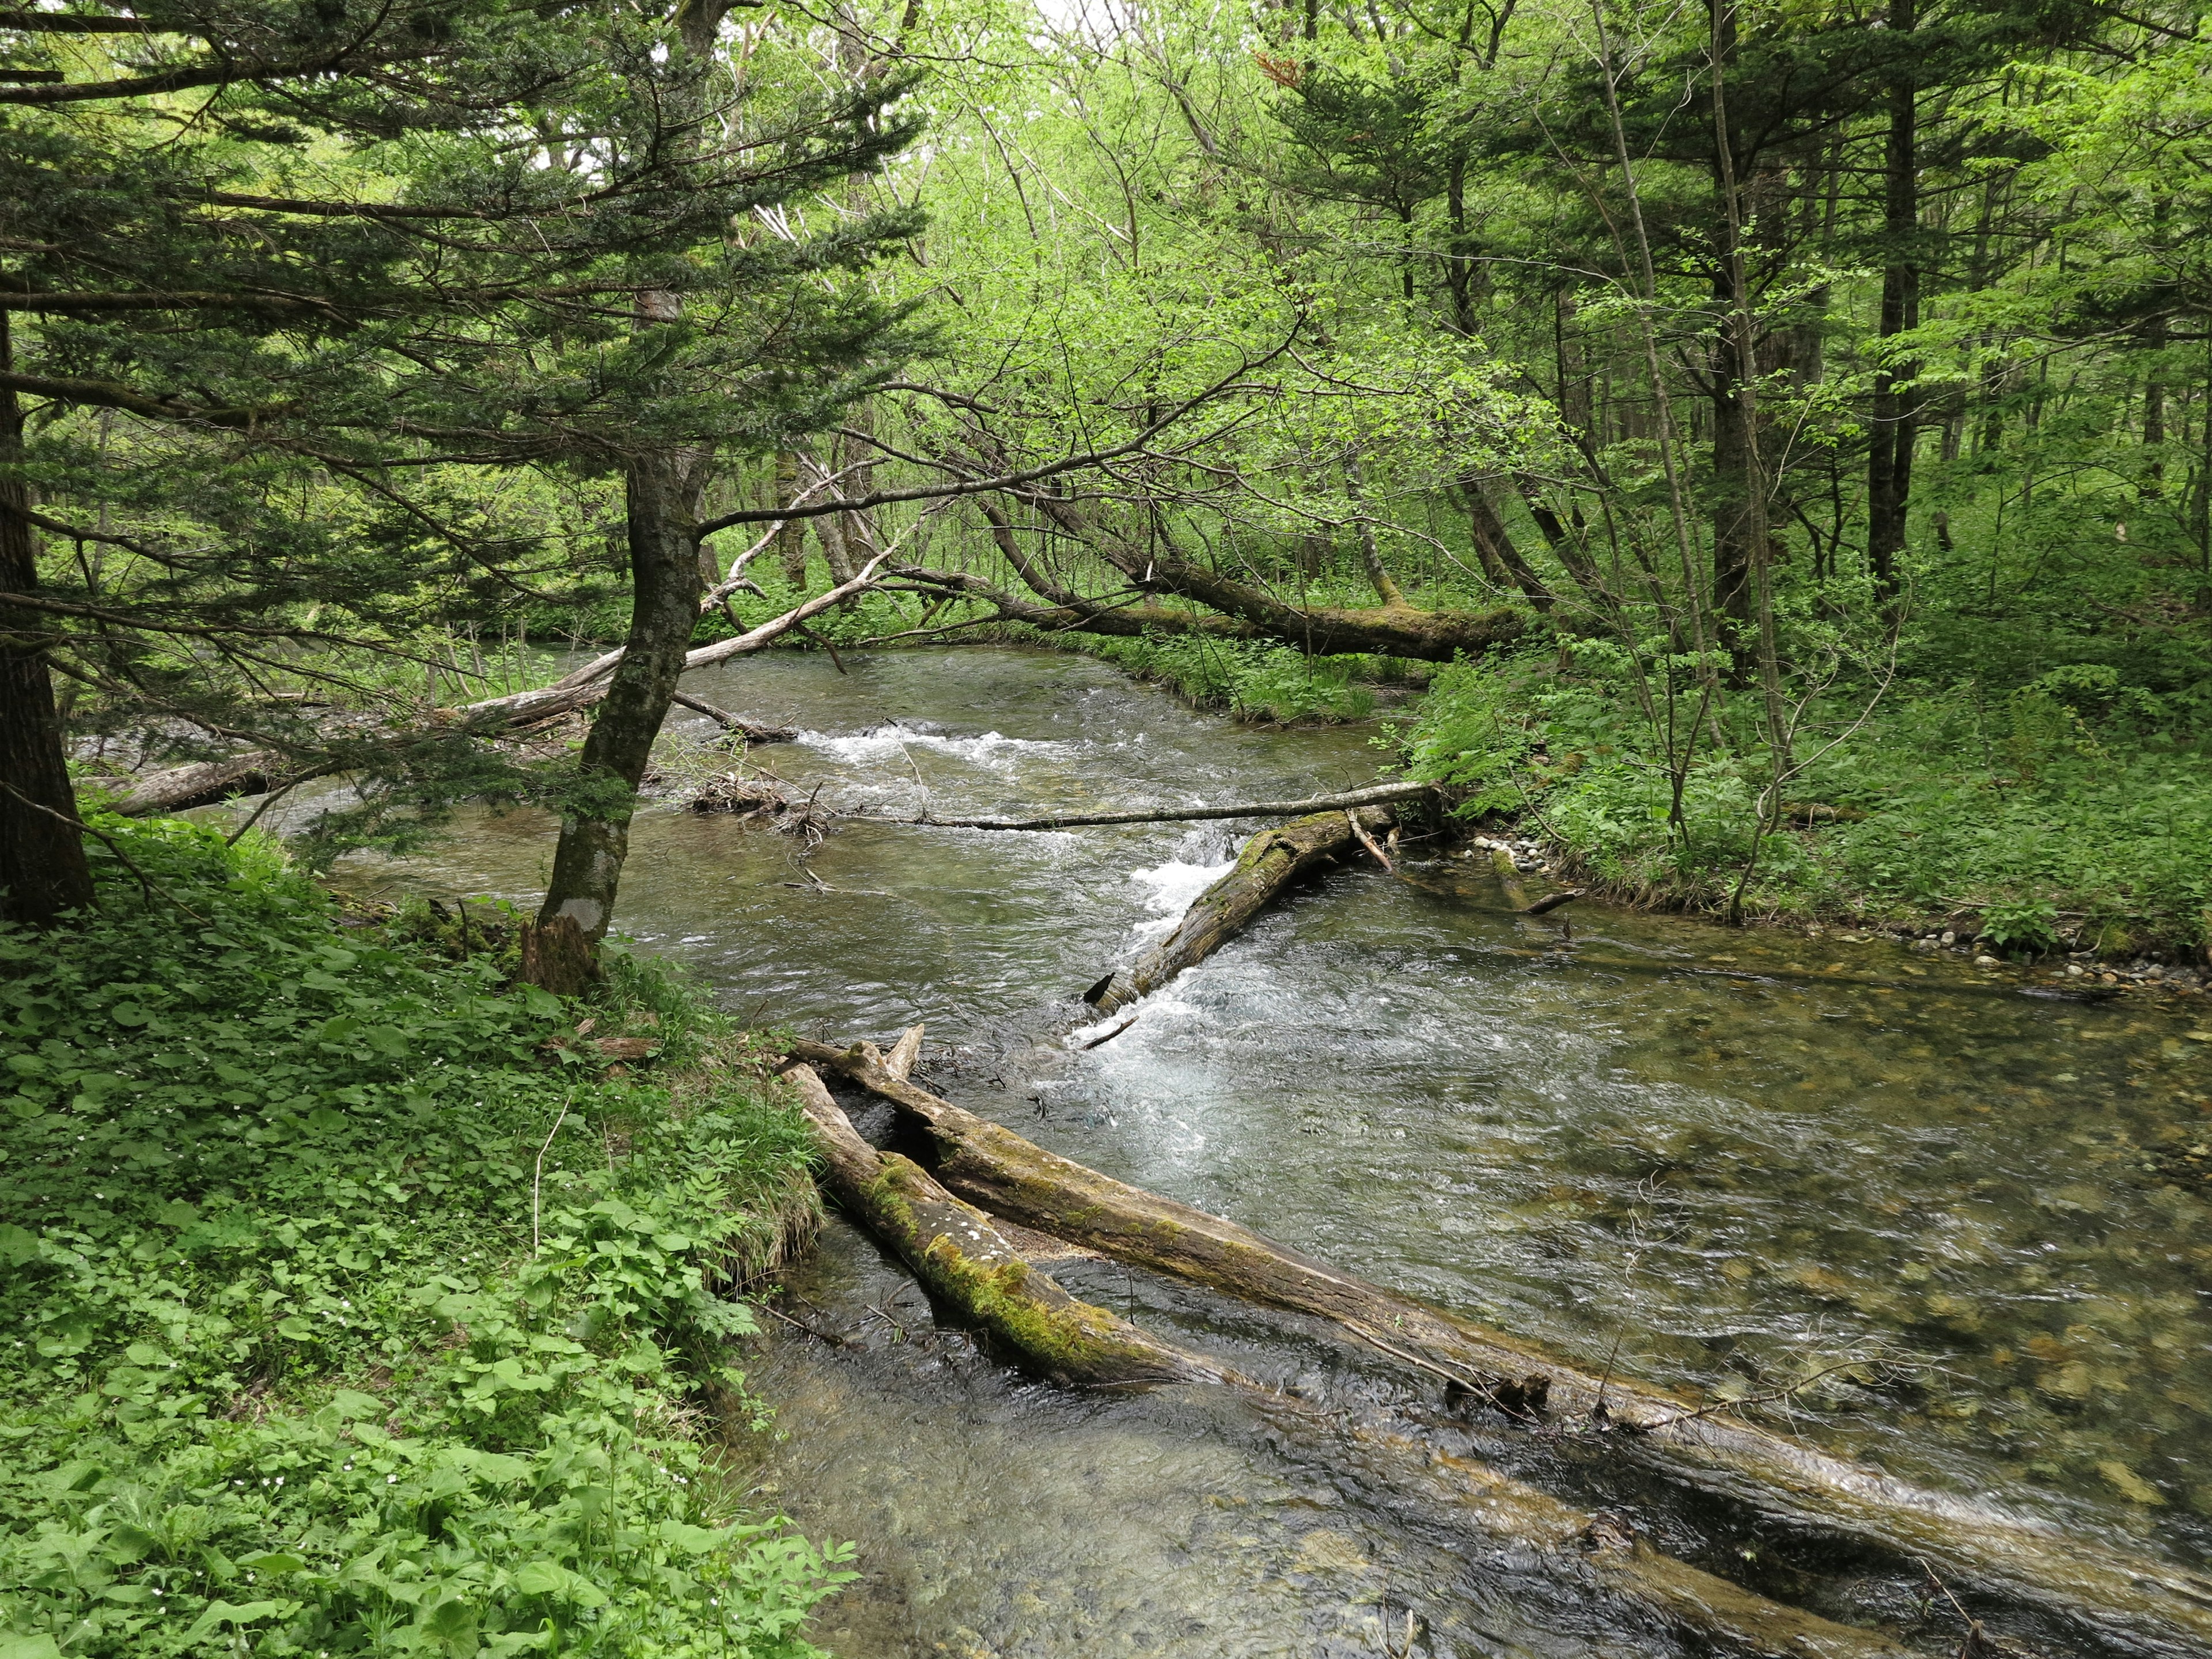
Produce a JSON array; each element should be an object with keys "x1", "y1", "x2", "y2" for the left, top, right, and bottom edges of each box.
[
  {"x1": 1865, "y1": 0, "x2": 1918, "y2": 602},
  {"x1": 524, "y1": 433, "x2": 704, "y2": 991},
  {"x1": 0, "y1": 312, "x2": 94, "y2": 924},
  {"x1": 1090, "y1": 806, "x2": 1395, "y2": 1012},
  {"x1": 783, "y1": 1060, "x2": 1233, "y2": 1386},
  {"x1": 891, "y1": 779, "x2": 1433, "y2": 831},
  {"x1": 798, "y1": 1039, "x2": 2212, "y2": 1656},
  {"x1": 789, "y1": 1053, "x2": 1919, "y2": 1659}
]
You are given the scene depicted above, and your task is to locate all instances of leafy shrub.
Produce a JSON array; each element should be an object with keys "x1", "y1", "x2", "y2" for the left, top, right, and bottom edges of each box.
[
  {"x1": 0, "y1": 818, "x2": 844, "y2": 1658},
  {"x1": 1399, "y1": 650, "x2": 2212, "y2": 955}
]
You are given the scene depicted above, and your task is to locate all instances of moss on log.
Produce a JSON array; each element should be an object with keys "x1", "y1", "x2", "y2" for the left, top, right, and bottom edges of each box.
[
  {"x1": 795, "y1": 1037, "x2": 2212, "y2": 1658},
  {"x1": 782, "y1": 1061, "x2": 1229, "y2": 1388}
]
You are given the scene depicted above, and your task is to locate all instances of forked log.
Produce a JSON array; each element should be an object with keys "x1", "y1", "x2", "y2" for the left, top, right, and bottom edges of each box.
[
  {"x1": 1089, "y1": 805, "x2": 1396, "y2": 1013},
  {"x1": 784, "y1": 1061, "x2": 1914, "y2": 1658},
  {"x1": 795, "y1": 1037, "x2": 2212, "y2": 1658},
  {"x1": 781, "y1": 1062, "x2": 1229, "y2": 1388}
]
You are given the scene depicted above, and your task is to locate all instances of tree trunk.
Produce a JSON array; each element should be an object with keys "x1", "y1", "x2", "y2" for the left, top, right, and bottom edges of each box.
[
  {"x1": 774, "y1": 450, "x2": 809, "y2": 585},
  {"x1": 897, "y1": 779, "x2": 1433, "y2": 832},
  {"x1": 1865, "y1": 0, "x2": 1919, "y2": 601},
  {"x1": 783, "y1": 1060, "x2": 1233, "y2": 1387},
  {"x1": 1090, "y1": 806, "x2": 1396, "y2": 1012},
  {"x1": 0, "y1": 313, "x2": 94, "y2": 925},
  {"x1": 798, "y1": 1039, "x2": 2212, "y2": 1656},
  {"x1": 524, "y1": 440, "x2": 704, "y2": 991}
]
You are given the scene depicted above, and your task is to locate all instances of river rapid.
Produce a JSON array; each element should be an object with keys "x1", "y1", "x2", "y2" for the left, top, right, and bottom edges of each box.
[{"x1": 336, "y1": 646, "x2": 2212, "y2": 1658}]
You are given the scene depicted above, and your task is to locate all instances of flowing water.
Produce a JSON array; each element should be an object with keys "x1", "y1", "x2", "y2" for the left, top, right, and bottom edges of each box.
[{"x1": 332, "y1": 646, "x2": 2212, "y2": 1657}]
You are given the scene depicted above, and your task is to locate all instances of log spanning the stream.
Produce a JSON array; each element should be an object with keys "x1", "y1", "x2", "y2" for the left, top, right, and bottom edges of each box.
[
  {"x1": 784, "y1": 1052, "x2": 1915, "y2": 1659},
  {"x1": 887, "y1": 778, "x2": 1434, "y2": 831},
  {"x1": 793, "y1": 1036, "x2": 2212, "y2": 1658},
  {"x1": 1090, "y1": 805, "x2": 1401, "y2": 1014}
]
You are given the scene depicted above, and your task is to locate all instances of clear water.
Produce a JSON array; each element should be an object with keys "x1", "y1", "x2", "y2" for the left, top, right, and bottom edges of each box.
[{"x1": 329, "y1": 647, "x2": 2212, "y2": 1656}]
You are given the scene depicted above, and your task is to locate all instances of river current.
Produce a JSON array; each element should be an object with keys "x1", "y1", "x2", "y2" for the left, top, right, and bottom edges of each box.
[{"x1": 334, "y1": 646, "x2": 2212, "y2": 1657}]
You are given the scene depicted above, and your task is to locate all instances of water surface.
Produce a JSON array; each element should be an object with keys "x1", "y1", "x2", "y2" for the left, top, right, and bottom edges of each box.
[{"x1": 336, "y1": 647, "x2": 2212, "y2": 1656}]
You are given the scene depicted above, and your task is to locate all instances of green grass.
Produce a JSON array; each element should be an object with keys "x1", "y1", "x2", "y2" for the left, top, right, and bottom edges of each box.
[
  {"x1": 0, "y1": 818, "x2": 847, "y2": 1658},
  {"x1": 1400, "y1": 649, "x2": 2212, "y2": 958}
]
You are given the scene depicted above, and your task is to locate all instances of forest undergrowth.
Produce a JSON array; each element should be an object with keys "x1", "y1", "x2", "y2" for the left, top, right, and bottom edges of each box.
[{"x1": 0, "y1": 820, "x2": 846, "y2": 1659}]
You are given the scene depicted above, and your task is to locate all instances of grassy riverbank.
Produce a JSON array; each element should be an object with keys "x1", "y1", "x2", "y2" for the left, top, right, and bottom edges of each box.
[
  {"x1": 1400, "y1": 647, "x2": 2212, "y2": 965},
  {"x1": 0, "y1": 819, "x2": 845, "y2": 1659}
]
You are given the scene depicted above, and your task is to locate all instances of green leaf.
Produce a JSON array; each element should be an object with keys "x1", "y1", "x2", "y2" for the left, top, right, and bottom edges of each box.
[
  {"x1": 275, "y1": 1316, "x2": 315, "y2": 1340},
  {"x1": 183, "y1": 1599, "x2": 294, "y2": 1641},
  {"x1": 0, "y1": 1223, "x2": 42, "y2": 1266}
]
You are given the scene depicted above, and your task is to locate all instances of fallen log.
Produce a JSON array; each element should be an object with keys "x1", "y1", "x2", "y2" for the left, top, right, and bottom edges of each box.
[
  {"x1": 884, "y1": 778, "x2": 1434, "y2": 832},
  {"x1": 783, "y1": 1058, "x2": 1916, "y2": 1658},
  {"x1": 104, "y1": 753, "x2": 275, "y2": 816},
  {"x1": 99, "y1": 564, "x2": 885, "y2": 818},
  {"x1": 1089, "y1": 805, "x2": 1396, "y2": 1013},
  {"x1": 796, "y1": 1036, "x2": 2212, "y2": 1658},
  {"x1": 781, "y1": 1062, "x2": 1228, "y2": 1388},
  {"x1": 1524, "y1": 888, "x2": 1583, "y2": 916}
]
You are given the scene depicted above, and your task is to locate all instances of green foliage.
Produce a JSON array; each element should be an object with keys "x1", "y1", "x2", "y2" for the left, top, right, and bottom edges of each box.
[
  {"x1": 1052, "y1": 632, "x2": 1377, "y2": 725},
  {"x1": 0, "y1": 819, "x2": 844, "y2": 1657},
  {"x1": 1403, "y1": 650, "x2": 2212, "y2": 955}
]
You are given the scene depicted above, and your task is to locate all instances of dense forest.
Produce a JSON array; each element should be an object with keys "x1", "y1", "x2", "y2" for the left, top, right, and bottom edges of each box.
[
  {"x1": 3, "y1": 0, "x2": 2209, "y2": 961},
  {"x1": 4, "y1": 2, "x2": 2211, "y2": 1657}
]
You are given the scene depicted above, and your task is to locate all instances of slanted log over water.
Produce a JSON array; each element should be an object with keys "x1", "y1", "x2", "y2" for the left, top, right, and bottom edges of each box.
[
  {"x1": 789, "y1": 1064, "x2": 1914, "y2": 1659},
  {"x1": 781, "y1": 1062, "x2": 1229, "y2": 1389},
  {"x1": 1090, "y1": 805, "x2": 1396, "y2": 1013},
  {"x1": 794, "y1": 1037, "x2": 2212, "y2": 1658}
]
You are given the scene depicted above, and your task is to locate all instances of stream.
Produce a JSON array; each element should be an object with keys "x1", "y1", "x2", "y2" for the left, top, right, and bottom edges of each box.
[{"x1": 332, "y1": 646, "x2": 2212, "y2": 1658}]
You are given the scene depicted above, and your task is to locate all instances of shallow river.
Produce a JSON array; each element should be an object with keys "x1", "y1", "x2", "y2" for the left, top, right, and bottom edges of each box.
[{"x1": 338, "y1": 647, "x2": 2212, "y2": 1657}]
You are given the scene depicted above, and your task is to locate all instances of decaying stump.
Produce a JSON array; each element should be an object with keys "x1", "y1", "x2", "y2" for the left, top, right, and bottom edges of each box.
[
  {"x1": 1089, "y1": 805, "x2": 1397, "y2": 1013},
  {"x1": 794, "y1": 1036, "x2": 2212, "y2": 1658}
]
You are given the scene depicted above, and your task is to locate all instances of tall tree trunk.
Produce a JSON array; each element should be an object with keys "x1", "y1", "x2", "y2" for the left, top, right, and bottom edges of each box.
[
  {"x1": 774, "y1": 450, "x2": 809, "y2": 585},
  {"x1": 0, "y1": 313, "x2": 94, "y2": 925},
  {"x1": 1865, "y1": 0, "x2": 1919, "y2": 600},
  {"x1": 1709, "y1": 321, "x2": 1756, "y2": 642},
  {"x1": 524, "y1": 312, "x2": 704, "y2": 991}
]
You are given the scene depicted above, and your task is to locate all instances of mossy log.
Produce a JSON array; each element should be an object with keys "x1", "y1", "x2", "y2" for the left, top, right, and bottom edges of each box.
[
  {"x1": 794, "y1": 1037, "x2": 2212, "y2": 1658},
  {"x1": 1090, "y1": 805, "x2": 1396, "y2": 1014},
  {"x1": 780, "y1": 1062, "x2": 1230, "y2": 1388},
  {"x1": 785, "y1": 1060, "x2": 1914, "y2": 1658}
]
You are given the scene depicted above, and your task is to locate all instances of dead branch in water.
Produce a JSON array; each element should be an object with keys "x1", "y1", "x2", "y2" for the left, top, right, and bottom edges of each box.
[
  {"x1": 669, "y1": 690, "x2": 796, "y2": 744},
  {"x1": 779, "y1": 1050, "x2": 1916, "y2": 1659},
  {"x1": 873, "y1": 778, "x2": 1434, "y2": 831}
]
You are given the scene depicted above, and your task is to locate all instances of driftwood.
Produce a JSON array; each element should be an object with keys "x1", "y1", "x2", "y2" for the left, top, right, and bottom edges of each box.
[
  {"x1": 1089, "y1": 805, "x2": 1396, "y2": 1014},
  {"x1": 1524, "y1": 887, "x2": 1583, "y2": 916},
  {"x1": 670, "y1": 690, "x2": 796, "y2": 744},
  {"x1": 796, "y1": 1036, "x2": 2212, "y2": 1658},
  {"x1": 101, "y1": 754, "x2": 275, "y2": 816},
  {"x1": 889, "y1": 778, "x2": 1433, "y2": 832},
  {"x1": 788, "y1": 1050, "x2": 1916, "y2": 1658}
]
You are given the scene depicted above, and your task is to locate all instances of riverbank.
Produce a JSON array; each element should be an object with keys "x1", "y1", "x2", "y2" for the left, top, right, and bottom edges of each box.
[{"x1": 0, "y1": 817, "x2": 846, "y2": 1659}]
